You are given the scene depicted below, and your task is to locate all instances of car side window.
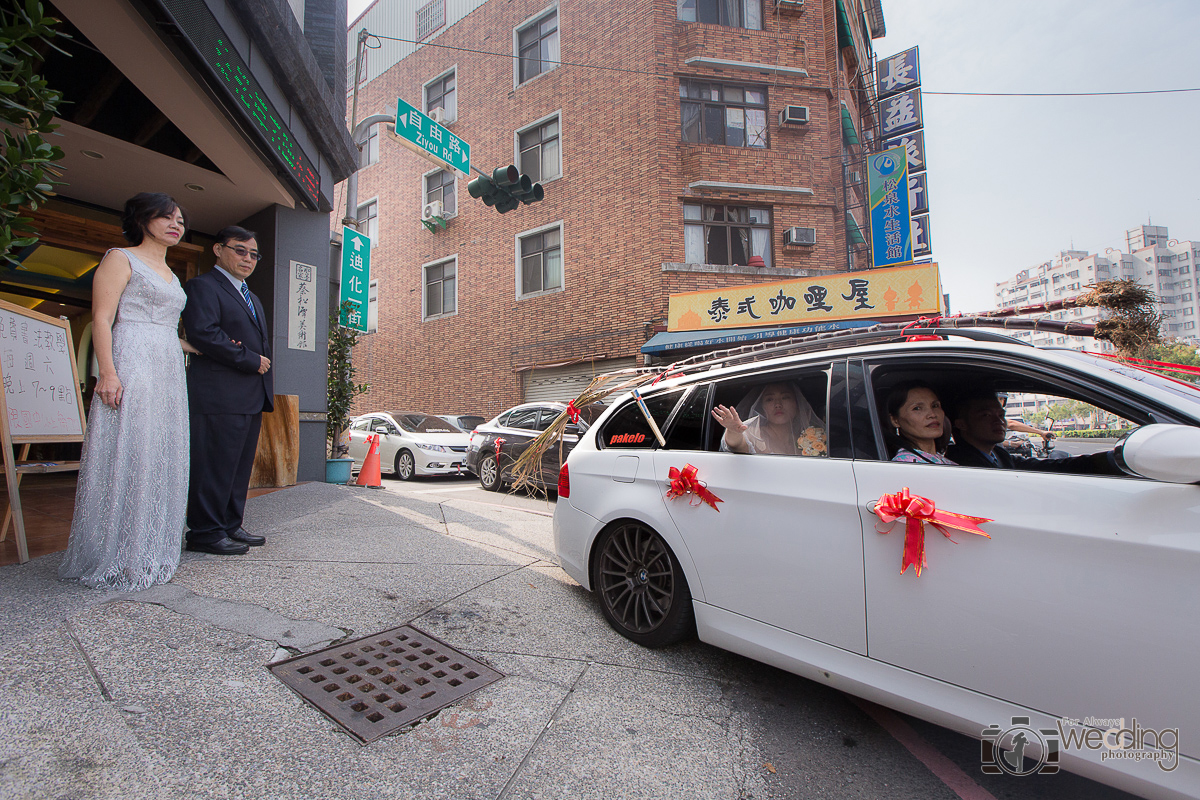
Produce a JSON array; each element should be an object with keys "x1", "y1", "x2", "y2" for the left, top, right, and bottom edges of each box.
[
  {"x1": 599, "y1": 389, "x2": 685, "y2": 449},
  {"x1": 866, "y1": 360, "x2": 1152, "y2": 476},
  {"x1": 663, "y1": 385, "x2": 708, "y2": 451},
  {"x1": 506, "y1": 408, "x2": 541, "y2": 430},
  {"x1": 496, "y1": 412, "x2": 511, "y2": 427},
  {"x1": 533, "y1": 409, "x2": 557, "y2": 431},
  {"x1": 352, "y1": 419, "x2": 370, "y2": 431},
  {"x1": 707, "y1": 369, "x2": 830, "y2": 456}
]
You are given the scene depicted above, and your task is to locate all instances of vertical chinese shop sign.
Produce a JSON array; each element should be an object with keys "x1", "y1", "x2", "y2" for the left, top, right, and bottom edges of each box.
[{"x1": 868, "y1": 146, "x2": 911, "y2": 268}]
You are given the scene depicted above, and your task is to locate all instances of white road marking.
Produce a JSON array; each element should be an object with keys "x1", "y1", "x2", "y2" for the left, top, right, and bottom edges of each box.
[{"x1": 411, "y1": 486, "x2": 482, "y2": 494}]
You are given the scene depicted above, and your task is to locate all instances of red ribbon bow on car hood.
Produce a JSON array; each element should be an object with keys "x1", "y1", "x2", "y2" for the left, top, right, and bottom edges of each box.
[
  {"x1": 565, "y1": 400, "x2": 581, "y2": 424},
  {"x1": 666, "y1": 464, "x2": 723, "y2": 512},
  {"x1": 872, "y1": 488, "x2": 991, "y2": 576}
]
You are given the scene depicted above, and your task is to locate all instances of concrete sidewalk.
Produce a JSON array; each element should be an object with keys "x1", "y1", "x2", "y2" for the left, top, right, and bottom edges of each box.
[{"x1": 0, "y1": 483, "x2": 771, "y2": 800}]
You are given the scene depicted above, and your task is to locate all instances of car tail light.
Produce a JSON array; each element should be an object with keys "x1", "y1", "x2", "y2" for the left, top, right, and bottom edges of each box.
[{"x1": 557, "y1": 462, "x2": 570, "y2": 498}]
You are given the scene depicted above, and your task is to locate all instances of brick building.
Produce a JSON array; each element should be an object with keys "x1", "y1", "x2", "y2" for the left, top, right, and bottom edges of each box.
[{"x1": 343, "y1": 0, "x2": 888, "y2": 416}]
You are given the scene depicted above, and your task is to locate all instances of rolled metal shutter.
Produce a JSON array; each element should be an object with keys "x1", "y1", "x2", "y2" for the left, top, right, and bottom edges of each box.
[{"x1": 522, "y1": 358, "x2": 638, "y2": 403}]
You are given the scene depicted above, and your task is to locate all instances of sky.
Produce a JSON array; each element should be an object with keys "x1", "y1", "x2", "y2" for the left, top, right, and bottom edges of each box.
[{"x1": 346, "y1": 0, "x2": 1200, "y2": 313}]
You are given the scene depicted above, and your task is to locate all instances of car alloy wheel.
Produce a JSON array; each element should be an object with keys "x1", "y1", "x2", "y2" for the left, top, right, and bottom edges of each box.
[
  {"x1": 395, "y1": 449, "x2": 416, "y2": 481},
  {"x1": 478, "y1": 451, "x2": 501, "y2": 491},
  {"x1": 593, "y1": 522, "x2": 694, "y2": 648}
]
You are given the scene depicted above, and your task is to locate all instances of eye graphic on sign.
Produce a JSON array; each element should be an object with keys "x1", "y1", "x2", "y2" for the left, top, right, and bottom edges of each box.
[{"x1": 872, "y1": 154, "x2": 897, "y2": 175}]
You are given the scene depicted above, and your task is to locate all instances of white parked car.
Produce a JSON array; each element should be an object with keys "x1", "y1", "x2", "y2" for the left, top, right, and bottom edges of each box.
[
  {"x1": 553, "y1": 331, "x2": 1200, "y2": 799},
  {"x1": 348, "y1": 412, "x2": 471, "y2": 480}
]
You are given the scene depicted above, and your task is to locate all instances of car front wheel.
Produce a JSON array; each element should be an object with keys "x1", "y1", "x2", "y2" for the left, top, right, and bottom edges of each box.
[
  {"x1": 478, "y1": 451, "x2": 502, "y2": 491},
  {"x1": 395, "y1": 449, "x2": 416, "y2": 481},
  {"x1": 592, "y1": 522, "x2": 694, "y2": 648}
]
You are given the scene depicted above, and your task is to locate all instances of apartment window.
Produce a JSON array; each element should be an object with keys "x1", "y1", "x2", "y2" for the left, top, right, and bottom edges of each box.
[
  {"x1": 518, "y1": 224, "x2": 563, "y2": 297},
  {"x1": 683, "y1": 204, "x2": 771, "y2": 267},
  {"x1": 1182, "y1": 279, "x2": 1194, "y2": 289},
  {"x1": 358, "y1": 124, "x2": 380, "y2": 167},
  {"x1": 356, "y1": 200, "x2": 378, "y2": 244},
  {"x1": 676, "y1": 0, "x2": 762, "y2": 29},
  {"x1": 1180, "y1": 265, "x2": 1191, "y2": 274},
  {"x1": 1184, "y1": 307, "x2": 1194, "y2": 316},
  {"x1": 367, "y1": 279, "x2": 379, "y2": 333},
  {"x1": 681, "y1": 80, "x2": 767, "y2": 148},
  {"x1": 1184, "y1": 321, "x2": 1196, "y2": 330},
  {"x1": 1180, "y1": 252, "x2": 1190, "y2": 260},
  {"x1": 516, "y1": 9, "x2": 559, "y2": 85},
  {"x1": 1181, "y1": 293, "x2": 1194, "y2": 302},
  {"x1": 518, "y1": 115, "x2": 561, "y2": 182},
  {"x1": 425, "y1": 169, "x2": 456, "y2": 216},
  {"x1": 416, "y1": 0, "x2": 445, "y2": 40},
  {"x1": 424, "y1": 258, "x2": 456, "y2": 319},
  {"x1": 425, "y1": 71, "x2": 456, "y2": 122}
]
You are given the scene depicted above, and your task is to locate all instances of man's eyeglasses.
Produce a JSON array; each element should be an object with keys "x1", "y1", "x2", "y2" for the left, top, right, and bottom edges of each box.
[{"x1": 219, "y1": 243, "x2": 261, "y2": 262}]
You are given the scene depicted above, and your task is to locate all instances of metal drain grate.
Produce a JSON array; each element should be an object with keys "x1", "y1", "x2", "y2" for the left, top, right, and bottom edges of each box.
[{"x1": 269, "y1": 625, "x2": 503, "y2": 743}]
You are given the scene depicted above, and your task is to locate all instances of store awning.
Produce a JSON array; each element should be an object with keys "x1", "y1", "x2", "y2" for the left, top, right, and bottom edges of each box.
[
  {"x1": 642, "y1": 319, "x2": 879, "y2": 355},
  {"x1": 840, "y1": 105, "x2": 860, "y2": 147}
]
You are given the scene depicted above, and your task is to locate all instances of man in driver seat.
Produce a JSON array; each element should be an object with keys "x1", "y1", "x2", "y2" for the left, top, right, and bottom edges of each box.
[{"x1": 946, "y1": 390, "x2": 1123, "y2": 474}]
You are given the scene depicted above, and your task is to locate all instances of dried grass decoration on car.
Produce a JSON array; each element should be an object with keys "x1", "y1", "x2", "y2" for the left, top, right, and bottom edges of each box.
[
  {"x1": 508, "y1": 369, "x2": 659, "y2": 496},
  {"x1": 872, "y1": 488, "x2": 991, "y2": 577},
  {"x1": 665, "y1": 463, "x2": 723, "y2": 511}
]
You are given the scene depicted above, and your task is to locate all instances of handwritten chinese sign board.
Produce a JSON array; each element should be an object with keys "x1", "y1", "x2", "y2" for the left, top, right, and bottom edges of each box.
[
  {"x1": 392, "y1": 96, "x2": 470, "y2": 178},
  {"x1": 339, "y1": 226, "x2": 371, "y2": 332},
  {"x1": 667, "y1": 262, "x2": 942, "y2": 332},
  {"x1": 868, "y1": 146, "x2": 912, "y2": 268},
  {"x1": 288, "y1": 260, "x2": 316, "y2": 351},
  {"x1": 0, "y1": 300, "x2": 85, "y2": 439}
]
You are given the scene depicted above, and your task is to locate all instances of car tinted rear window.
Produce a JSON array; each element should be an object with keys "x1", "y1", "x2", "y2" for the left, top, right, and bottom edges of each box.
[
  {"x1": 600, "y1": 390, "x2": 684, "y2": 449},
  {"x1": 390, "y1": 413, "x2": 458, "y2": 433}
]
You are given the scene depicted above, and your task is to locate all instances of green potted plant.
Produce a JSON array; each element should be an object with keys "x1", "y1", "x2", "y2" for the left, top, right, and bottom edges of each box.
[{"x1": 326, "y1": 301, "x2": 369, "y2": 483}]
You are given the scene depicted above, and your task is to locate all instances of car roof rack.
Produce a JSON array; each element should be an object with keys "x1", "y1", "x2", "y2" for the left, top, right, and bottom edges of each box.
[{"x1": 642, "y1": 316, "x2": 1098, "y2": 384}]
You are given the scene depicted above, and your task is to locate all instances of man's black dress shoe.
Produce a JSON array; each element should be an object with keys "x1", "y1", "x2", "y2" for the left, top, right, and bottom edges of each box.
[
  {"x1": 228, "y1": 528, "x2": 265, "y2": 546},
  {"x1": 186, "y1": 537, "x2": 249, "y2": 555}
]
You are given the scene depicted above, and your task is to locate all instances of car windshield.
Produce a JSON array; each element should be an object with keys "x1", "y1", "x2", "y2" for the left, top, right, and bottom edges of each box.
[
  {"x1": 389, "y1": 413, "x2": 459, "y2": 434},
  {"x1": 1059, "y1": 351, "x2": 1200, "y2": 409}
]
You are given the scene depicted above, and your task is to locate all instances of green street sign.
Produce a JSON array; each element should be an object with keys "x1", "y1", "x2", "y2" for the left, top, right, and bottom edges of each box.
[
  {"x1": 339, "y1": 225, "x2": 371, "y2": 332},
  {"x1": 392, "y1": 96, "x2": 470, "y2": 178}
]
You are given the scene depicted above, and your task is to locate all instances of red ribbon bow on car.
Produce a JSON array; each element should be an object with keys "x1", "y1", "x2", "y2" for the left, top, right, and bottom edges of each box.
[
  {"x1": 493, "y1": 437, "x2": 506, "y2": 459},
  {"x1": 565, "y1": 400, "x2": 581, "y2": 424},
  {"x1": 872, "y1": 488, "x2": 991, "y2": 576},
  {"x1": 666, "y1": 464, "x2": 723, "y2": 512}
]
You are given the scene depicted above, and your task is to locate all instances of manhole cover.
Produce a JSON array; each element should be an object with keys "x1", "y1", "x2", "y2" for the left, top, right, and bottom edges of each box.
[{"x1": 269, "y1": 625, "x2": 503, "y2": 743}]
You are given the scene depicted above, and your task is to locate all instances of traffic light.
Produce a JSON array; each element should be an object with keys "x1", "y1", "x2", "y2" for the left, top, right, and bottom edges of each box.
[{"x1": 467, "y1": 164, "x2": 544, "y2": 214}]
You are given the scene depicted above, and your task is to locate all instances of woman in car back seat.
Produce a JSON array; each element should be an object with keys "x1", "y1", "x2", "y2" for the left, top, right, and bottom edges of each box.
[
  {"x1": 711, "y1": 381, "x2": 824, "y2": 455},
  {"x1": 886, "y1": 381, "x2": 956, "y2": 465}
]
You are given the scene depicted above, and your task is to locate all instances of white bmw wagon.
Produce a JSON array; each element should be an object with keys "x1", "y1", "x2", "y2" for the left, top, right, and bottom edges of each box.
[{"x1": 553, "y1": 331, "x2": 1200, "y2": 799}]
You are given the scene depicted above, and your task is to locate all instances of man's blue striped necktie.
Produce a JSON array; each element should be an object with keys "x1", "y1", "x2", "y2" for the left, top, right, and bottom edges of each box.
[{"x1": 239, "y1": 282, "x2": 257, "y2": 321}]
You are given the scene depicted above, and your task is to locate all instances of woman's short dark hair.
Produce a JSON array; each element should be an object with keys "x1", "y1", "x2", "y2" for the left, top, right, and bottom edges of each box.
[
  {"x1": 883, "y1": 379, "x2": 950, "y2": 455},
  {"x1": 121, "y1": 193, "x2": 186, "y2": 245}
]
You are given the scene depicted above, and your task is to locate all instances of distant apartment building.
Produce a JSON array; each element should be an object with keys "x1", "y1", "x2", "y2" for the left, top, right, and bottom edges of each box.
[
  {"x1": 341, "y1": 0, "x2": 889, "y2": 416},
  {"x1": 993, "y1": 225, "x2": 1200, "y2": 352}
]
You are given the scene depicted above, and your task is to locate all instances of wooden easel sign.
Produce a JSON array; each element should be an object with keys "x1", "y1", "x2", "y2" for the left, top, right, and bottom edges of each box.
[{"x1": 0, "y1": 298, "x2": 86, "y2": 563}]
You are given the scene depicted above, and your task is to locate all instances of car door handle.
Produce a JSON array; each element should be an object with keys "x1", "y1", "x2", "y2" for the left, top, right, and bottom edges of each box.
[{"x1": 865, "y1": 500, "x2": 877, "y2": 514}]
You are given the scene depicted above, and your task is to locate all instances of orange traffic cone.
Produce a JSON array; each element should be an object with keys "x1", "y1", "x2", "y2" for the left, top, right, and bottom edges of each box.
[{"x1": 356, "y1": 434, "x2": 383, "y2": 488}]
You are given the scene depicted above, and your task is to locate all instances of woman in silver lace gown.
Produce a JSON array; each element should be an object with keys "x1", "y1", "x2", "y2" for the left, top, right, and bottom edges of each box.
[{"x1": 59, "y1": 193, "x2": 199, "y2": 590}]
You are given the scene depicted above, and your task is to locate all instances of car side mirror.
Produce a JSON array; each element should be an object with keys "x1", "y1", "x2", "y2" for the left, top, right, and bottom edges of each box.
[
  {"x1": 374, "y1": 426, "x2": 389, "y2": 436},
  {"x1": 1114, "y1": 424, "x2": 1200, "y2": 484}
]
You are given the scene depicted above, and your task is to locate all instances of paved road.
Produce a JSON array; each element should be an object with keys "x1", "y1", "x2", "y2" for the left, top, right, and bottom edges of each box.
[{"x1": 381, "y1": 475, "x2": 1140, "y2": 800}]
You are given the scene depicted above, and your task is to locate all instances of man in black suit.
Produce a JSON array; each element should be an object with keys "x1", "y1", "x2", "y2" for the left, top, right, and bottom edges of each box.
[
  {"x1": 946, "y1": 390, "x2": 1121, "y2": 475},
  {"x1": 182, "y1": 226, "x2": 273, "y2": 555}
]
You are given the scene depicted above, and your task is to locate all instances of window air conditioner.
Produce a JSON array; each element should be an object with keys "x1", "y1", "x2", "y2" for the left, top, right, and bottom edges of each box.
[
  {"x1": 428, "y1": 107, "x2": 448, "y2": 124},
  {"x1": 421, "y1": 200, "x2": 444, "y2": 220},
  {"x1": 849, "y1": 171, "x2": 863, "y2": 184},
  {"x1": 779, "y1": 105, "x2": 809, "y2": 126},
  {"x1": 785, "y1": 226, "x2": 816, "y2": 246}
]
